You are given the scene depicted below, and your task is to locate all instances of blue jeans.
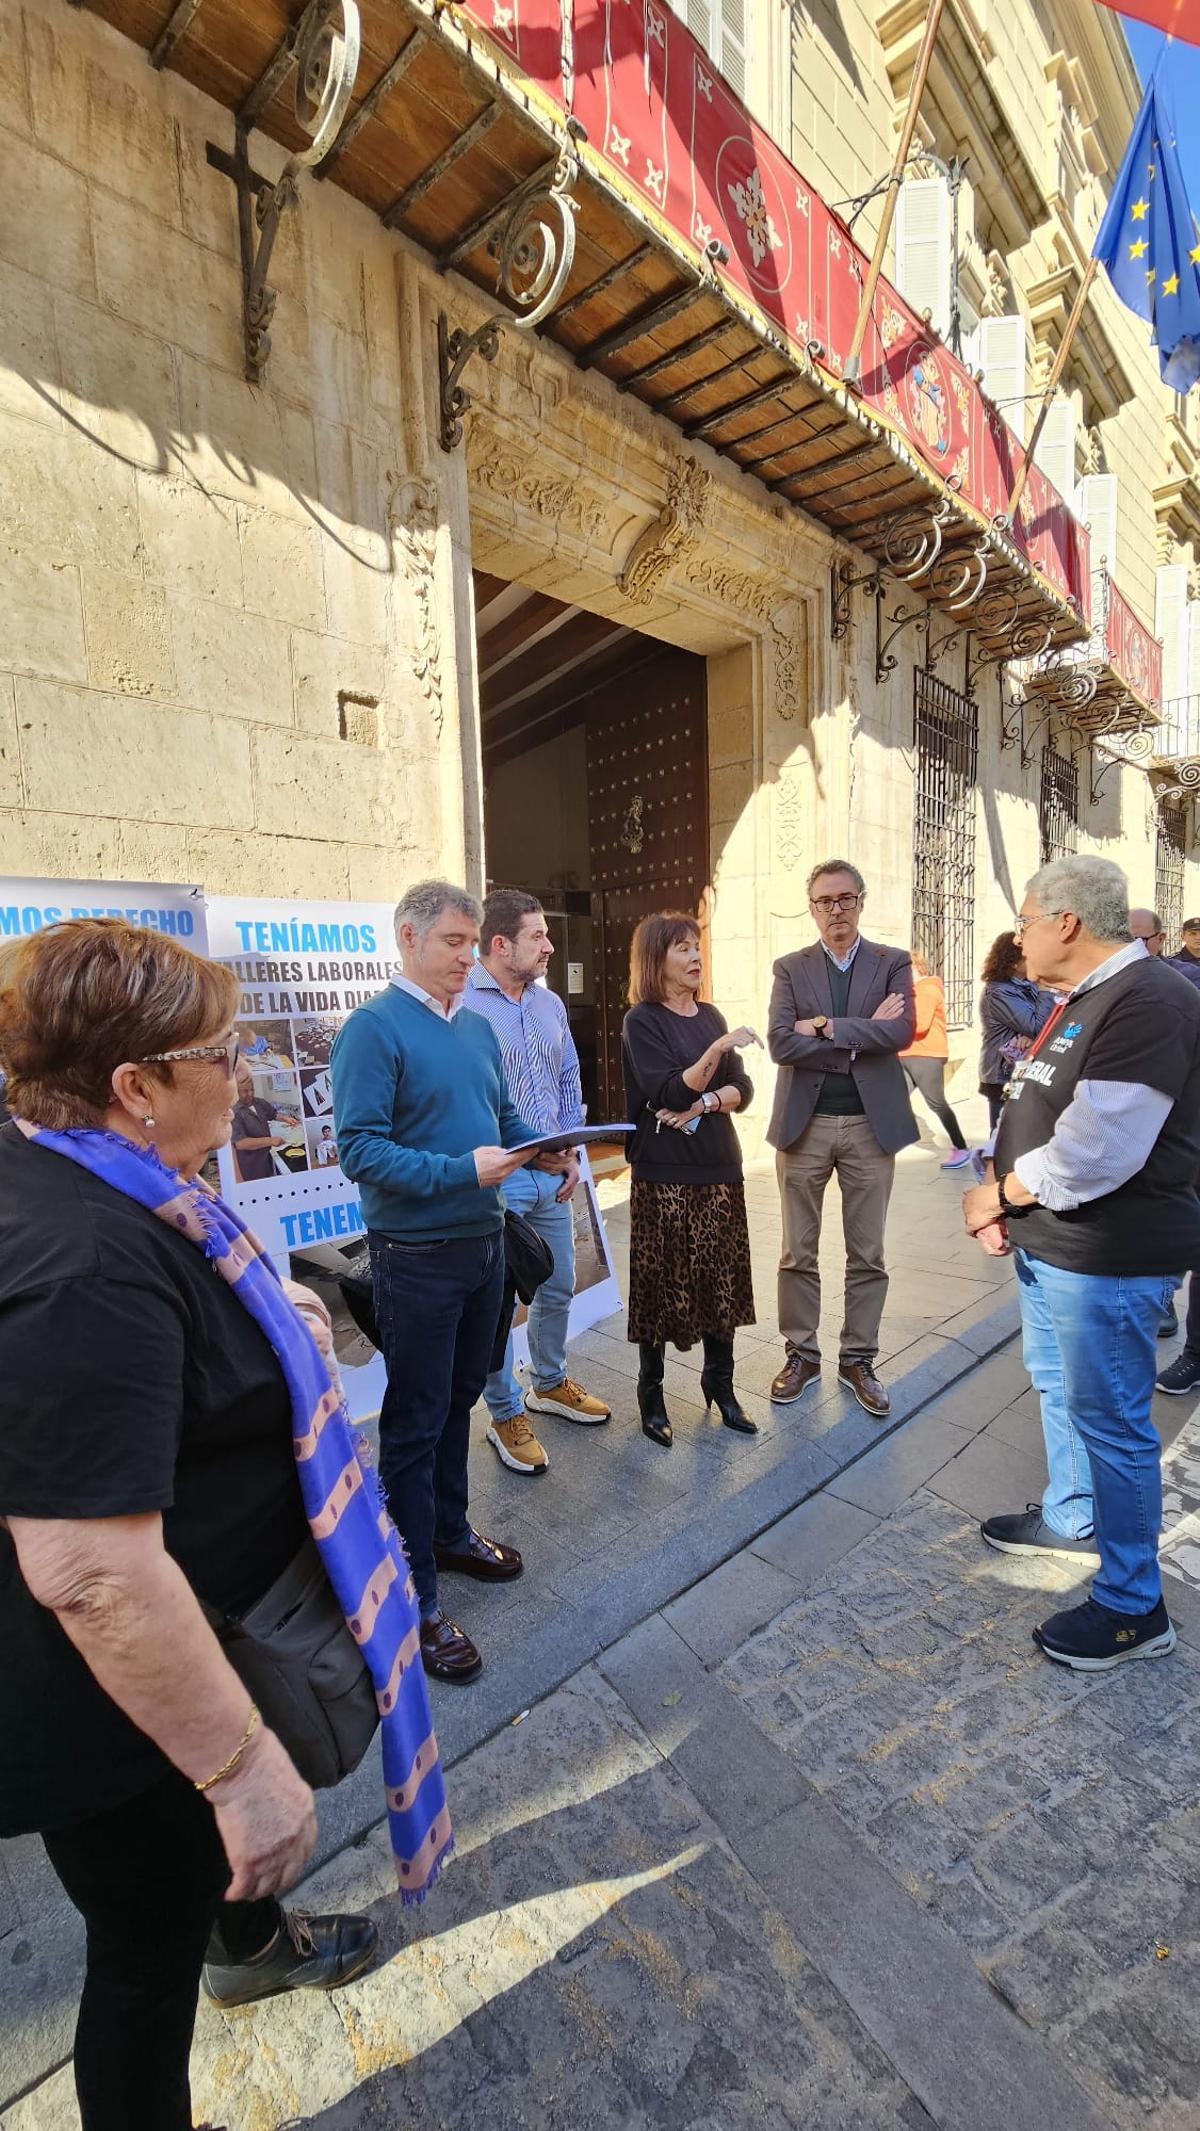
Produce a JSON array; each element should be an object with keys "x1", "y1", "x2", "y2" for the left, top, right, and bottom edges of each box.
[
  {"x1": 483, "y1": 1166, "x2": 576, "y2": 1419},
  {"x1": 369, "y1": 1230, "x2": 505, "y2": 1617},
  {"x1": 1014, "y1": 1247, "x2": 1171, "y2": 1614}
]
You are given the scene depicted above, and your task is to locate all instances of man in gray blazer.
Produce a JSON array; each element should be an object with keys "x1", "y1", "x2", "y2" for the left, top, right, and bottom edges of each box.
[{"x1": 767, "y1": 860, "x2": 917, "y2": 1417}]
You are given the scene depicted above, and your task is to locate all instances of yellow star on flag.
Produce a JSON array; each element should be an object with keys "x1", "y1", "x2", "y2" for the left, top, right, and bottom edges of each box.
[
  {"x1": 1163, "y1": 273, "x2": 1180, "y2": 296},
  {"x1": 1129, "y1": 237, "x2": 1149, "y2": 259},
  {"x1": 1130, "y1": 197, "x2": 1150, "y2": 221},
  {"x1": 1191, "y1": 242, "x2": 1200, "y2": 265}
]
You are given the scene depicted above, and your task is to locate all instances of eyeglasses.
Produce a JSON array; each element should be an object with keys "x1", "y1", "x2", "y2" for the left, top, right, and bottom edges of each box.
[
  {"x1": 810, "y1": 893, "x2": 862, "y2": 914},
  {"x1": 1012, "y1": 911, "x2": 1053, "y2": 938},
  {"x1": 141, "y1": 1037, "x2": 241, "y2": 1073}
]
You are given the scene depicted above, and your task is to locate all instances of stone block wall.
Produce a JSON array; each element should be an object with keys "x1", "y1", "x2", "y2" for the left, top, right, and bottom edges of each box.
[{"x1": 0, "y1": 1, "x2": 460, "y2": 904}]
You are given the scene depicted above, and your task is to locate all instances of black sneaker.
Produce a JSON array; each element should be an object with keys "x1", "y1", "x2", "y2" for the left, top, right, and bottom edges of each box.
[
  {"x1": 980, "y1": 1505, "x2": 1100, "y2": 1567},
  {"x1": 202, "y1": 1908, "x2": 378, "y2": 2008},
  {"x1": 1033, "y1": 1596, "x2": 1176, "y2": 1672},
  {"x1": 1158, "y1": 1304, "x2": 1180, "y2": 1340},
  {"x1": 1156, "y1": 1351, "x2": 1200, "y2": 1396}
]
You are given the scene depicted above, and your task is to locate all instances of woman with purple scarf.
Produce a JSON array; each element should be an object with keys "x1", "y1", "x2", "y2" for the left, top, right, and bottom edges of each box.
[{"x1": 0, "y1": 920, "x2": 449, "y2": 2131}]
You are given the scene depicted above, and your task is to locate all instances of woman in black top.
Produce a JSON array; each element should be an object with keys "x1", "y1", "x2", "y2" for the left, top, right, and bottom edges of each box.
[
  {"x1": 621, "y1": 913, "x2": 761, "y2": 1446},
  {"x1": 0, "y1": 920, "x2": 375, "y2": 2131}
]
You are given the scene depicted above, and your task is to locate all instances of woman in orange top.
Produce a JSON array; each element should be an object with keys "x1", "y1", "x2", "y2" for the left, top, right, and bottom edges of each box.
[{"x1": 900, "y1": 956, "x2": 971, "y2": 1169}]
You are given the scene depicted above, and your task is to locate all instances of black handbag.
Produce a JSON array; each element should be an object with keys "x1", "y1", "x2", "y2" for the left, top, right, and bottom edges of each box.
[{"x1": 200, "y1": 1538, "x2": 379, "y2": 1790}]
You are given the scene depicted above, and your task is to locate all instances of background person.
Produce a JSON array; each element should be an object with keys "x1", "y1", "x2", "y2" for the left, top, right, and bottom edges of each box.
[
  {"x1": 0, "y1": 922, "x2": 380, "y2": 2131},
  {"x1": 978, "y1": 931, "x2": 1055, "y2": 1131},
  {"x1": 332, "y1": 880, "x2": 563, "y2": 1686},
  {"x1": 1167, "y1": 916, "x2": 1200, "y2": 989},
  {"x1": 899, "y1": 954, "x2": 971, "y2": 1169},
  {"x1": 964, "y1": 856, "x2": 1200, "y2": 1671},
  {"x1": 621, "y1": 914, "x2": 759, "y2": 1449},
  {"x1": 766, "y1": 860, "x2": 917, "y2": 1420},
  {"x1": 1129, "y1": 908, "x2": 1166, "y2": 956},
  {"x1": 464, "y1": 888, "x2": 606, "y2": 1479}
]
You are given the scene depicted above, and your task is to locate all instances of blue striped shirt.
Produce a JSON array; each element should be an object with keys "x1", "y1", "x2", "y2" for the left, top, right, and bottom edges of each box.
[{"x1": 462, "y1": 965, "x2": 584, "y2": 1134}]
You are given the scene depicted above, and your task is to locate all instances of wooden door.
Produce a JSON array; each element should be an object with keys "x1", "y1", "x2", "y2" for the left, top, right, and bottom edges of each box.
[{"x1": 587, "y1": 651, "x2": 709, "y2": 1120}]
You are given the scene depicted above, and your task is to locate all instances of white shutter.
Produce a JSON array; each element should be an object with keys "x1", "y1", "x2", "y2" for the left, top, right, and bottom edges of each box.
[
  {"x1": 1187, "y1": 600, "x2": 1200, "y2": 751},
  {"x1": 1034, "y1": 397, "x2": 1077, "y2": 511},
  {"x1": 975, "y1": 315, "x2": 1028, "y2": 440},
  {"x1": 1077, "y1": 471, "x2": 1118, "y2": 579},
  {"x1": 683, "y1": 0, "x2": 715, "y2": 53},
  {"x1": 894, "y1": 178, "x2": 952, "y2": 339},
  {"x1": 718, "y1": 0, "x2": 745, "y2": 96},
  {"x1": 1156, "y1": 566, "x2": 1190, "y2": 736}
]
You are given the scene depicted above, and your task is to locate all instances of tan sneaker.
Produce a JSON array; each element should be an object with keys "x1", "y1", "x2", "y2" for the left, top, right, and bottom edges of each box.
[
  {"x1": 486, "y1": 1412, "x2": 549, "y2": 1474},
  {"x1": 525, "y1": 1378, "x2": 611, "y2": 1425}
]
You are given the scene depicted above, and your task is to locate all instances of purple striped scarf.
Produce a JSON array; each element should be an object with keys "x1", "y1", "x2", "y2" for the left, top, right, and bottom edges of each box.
[{"x1": 17, "y1": 1122, "x2": 451, "y2": 1901}]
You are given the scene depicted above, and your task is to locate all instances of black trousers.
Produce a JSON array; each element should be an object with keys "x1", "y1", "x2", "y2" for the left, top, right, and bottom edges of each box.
[
  {"x1": 1183, "y1": 1272, "x2": 1200, "y2": 1361},
  {"x1": 41, "y1": 1769, "x2": 279, "y2": 2131},
  {"x1": 902, "y1": 1058, "x2": 967, "y2": 1150}
]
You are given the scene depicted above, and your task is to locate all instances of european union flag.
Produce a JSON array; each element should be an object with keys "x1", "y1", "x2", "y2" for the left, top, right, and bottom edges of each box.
[{"x1": 1093, "y1": 75, "x2": 1200, "y2": 393}]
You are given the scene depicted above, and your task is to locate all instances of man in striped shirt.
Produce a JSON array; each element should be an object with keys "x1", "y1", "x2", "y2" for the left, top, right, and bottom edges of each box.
[{"x1": 464, "y1": 890, "x2": 611, "y2": 1473}]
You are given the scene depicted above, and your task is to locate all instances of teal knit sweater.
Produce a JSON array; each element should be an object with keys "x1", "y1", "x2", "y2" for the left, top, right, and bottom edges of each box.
[{"x1": 331, "y1": 986, "x2": 534, "y2": 1241}]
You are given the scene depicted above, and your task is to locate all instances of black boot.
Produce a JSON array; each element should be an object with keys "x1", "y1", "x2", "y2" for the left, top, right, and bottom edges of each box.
[
  {"x1": 637, "y1": 1342, "x2": 672, "y2": 1446},
  {"x1": 701, "y1": 1335, "x2": 757, "y2": 1435}
]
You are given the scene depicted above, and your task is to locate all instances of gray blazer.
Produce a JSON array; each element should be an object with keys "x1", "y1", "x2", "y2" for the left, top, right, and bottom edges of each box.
[{"x1": 767, "y1": 938, "x2": 919, "y2": 1156}]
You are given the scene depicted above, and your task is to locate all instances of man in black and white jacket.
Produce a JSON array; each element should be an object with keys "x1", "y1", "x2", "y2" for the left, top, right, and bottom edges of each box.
[{"x1": 963, "y1": 855, "x2": 1200, "y2": 1672}]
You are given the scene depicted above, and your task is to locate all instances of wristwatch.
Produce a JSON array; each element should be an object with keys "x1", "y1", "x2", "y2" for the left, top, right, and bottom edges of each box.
[
  {"x1": 702, "y1": 1090, "x2": 719, "y2": 1113},
  {"x1": 996, "y1": 1173, "x2": 1015, "y2": 1217},
  {"x1": 811, "y1": 1015, "x2": 830, "y2": 1038}
]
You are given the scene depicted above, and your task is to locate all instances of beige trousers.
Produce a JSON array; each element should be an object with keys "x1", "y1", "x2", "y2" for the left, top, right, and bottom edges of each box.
[{"x1": 776, "y1": 1114, "x2": 896, "y2": 1365}]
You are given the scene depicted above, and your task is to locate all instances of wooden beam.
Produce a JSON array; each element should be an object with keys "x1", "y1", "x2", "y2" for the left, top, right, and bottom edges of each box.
[
  {"x1": 483, "y1": 612, "x2": 631, "y2": 718},
  {"x1": 579, "y1": 285, "x2": 710, "y2": 370},
  {"x1": 652, "y1": 346, "x2": 761, "y2": 414},
  {"x1": 620, "y1": 318, "x2": 731, "y2": 391},
  {"x1": 384, "y1": 104, "x2": 501, "y2": 228},
  {"x1": 685, "y1": 373, "x2": 798, "y2": 441},
  {"x1": 315, "y1": 30, "x2": 427, "y2": 178},
  {"x1": 149, "y1": 0, "x2": 205, "y2": 70},
  {"x1": 549, "y1": 243, "x2": 654, "y2": 326},
  {"x1": 237, "y1": 1, "x2": 318, "y2": 130},
  {"x1": 745, "y1": 430, "x2": 878, "y2": 479},
  {"x1": 478, "y1": 590, "x2": 571, "y2": 676},
  {"x1": 472, "y1": 570, "x2": 512, "y2": 617},
  {"x1": 438, "y1": 159, "x2": 557, "y2": 270}
]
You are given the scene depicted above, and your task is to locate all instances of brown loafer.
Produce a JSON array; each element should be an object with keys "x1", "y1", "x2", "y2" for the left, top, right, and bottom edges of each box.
[
  {"x1": 433, "y1": 1530, "x2": 524, "y2": 1582},
  {"x1": 420, "y1": 1610, "x2": 483, "y2": 1683},
  {"x1": 770, "y1": 1351, "x2": 822, "y2": 1404},
  {"x1": 838, "y1": 1362, "x2": 890, "y2": 1418}
]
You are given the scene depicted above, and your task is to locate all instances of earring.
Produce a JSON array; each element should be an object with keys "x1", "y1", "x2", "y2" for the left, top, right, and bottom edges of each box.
[{"x1": 142, "y1": 1114, "x2": 156, "y2": 1128}]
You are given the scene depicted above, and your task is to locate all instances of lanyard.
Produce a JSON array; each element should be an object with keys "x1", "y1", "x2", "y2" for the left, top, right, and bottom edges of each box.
[{"x1": 1022, "y1": 1000, "x2": 1067, "y2": 1063}]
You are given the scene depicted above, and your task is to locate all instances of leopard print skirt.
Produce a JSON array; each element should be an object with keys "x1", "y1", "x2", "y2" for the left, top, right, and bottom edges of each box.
[{"x1": 626, "y1": 1178, "x2": 756, "y2": 1350}]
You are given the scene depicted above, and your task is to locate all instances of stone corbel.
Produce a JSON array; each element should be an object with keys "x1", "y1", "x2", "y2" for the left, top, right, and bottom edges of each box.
[
  {"x1": 618, "y1": 459, "x2": 711, "y2": 606},
  {"x1": 205, "y1": 0, "x2": 361, "y2": 384}
]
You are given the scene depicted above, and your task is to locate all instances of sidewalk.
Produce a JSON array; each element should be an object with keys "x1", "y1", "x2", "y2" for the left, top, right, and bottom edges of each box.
[
  {"x1": 13, "y1": 1310, "x2": 1200, "y2": 2128},
  {"x1": 1, "y1": 1106, "x2": 1023, "y2": 2114}
]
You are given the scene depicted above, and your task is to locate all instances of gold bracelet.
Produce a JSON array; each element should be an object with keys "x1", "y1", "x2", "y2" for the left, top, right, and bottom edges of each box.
[{"x1": 194, "y1": 1704, "x2": 260, "y2": 1795}]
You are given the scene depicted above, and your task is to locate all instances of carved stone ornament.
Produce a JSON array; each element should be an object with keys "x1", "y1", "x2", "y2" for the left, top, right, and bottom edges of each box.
[
  {"x1": 981, "y1": 251, "x2": 1010, "y2": 321},
  {"x1": 775, "y1": 767, "x2": 805, "y2": 870},
  {"x1": 388, "y1": 473, "x2": 444, "y2": 735},
  {"x1": 468, "y1": 429, "x2": 609, "y2": 543},
  {"x1": 618, "y1": 459, "x2": 712, "y2": 606}
]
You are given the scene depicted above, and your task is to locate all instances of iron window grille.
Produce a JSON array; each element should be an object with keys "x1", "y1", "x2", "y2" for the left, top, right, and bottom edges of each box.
[
  {"x1": 1156, "y1": 805, "x2": 1187, "y2": 951},
  {"x1": 912, "y1": 669, "x2": 979, "y2": 1029},
  {"x1": 1039, "y1": 745, "x2": 1079, "y2": 864}
]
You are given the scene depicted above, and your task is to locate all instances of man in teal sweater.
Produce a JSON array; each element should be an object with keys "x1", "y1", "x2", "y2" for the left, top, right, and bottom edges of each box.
[{"x1": 332, "y1": 879, "x2": 558, "y2": 1685}]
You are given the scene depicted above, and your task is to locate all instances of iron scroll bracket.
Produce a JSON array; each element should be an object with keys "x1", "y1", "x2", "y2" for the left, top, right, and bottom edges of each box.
[
  {"x1": 436, "y1": 120, "x2": 589, "y2": 452},
  {"x1": 829, "y1": 557, "x2": 884, "y2": 641},
  {"x1": 205, "y1": 0, "x2": 361, "y2": 384},
  {"x1": 876, "y1": 589, "x2": 930, "y2": 683}
]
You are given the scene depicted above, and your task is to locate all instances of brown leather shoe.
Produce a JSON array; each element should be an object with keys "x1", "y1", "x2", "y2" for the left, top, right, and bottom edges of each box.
[
  {"x1": 838, "y1": 1363, "x2": 890, "y2": 1418},
  {"x1": 420, "y1": 1611, "x2": 483, "y2": 1683},
  {"x1": 770, "y1": 1351, "x2": 822, "y2": 1404},
  {"x1": 432, "y1": 1530, "x2": 524, "y2": 1582}
]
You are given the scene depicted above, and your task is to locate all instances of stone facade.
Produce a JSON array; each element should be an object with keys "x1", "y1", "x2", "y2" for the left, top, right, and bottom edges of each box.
[{"x1": 0, "y1": 0, "x2": 1194, "y2": 1156}]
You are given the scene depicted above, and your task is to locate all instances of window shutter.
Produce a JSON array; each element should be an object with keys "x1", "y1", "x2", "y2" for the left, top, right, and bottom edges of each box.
[
  {"x1": 1033, "y1": 397, "x2": 1077, "y2": 512},
  {"x1": 894, "y1": 178, "x2": 952, "y2": 339},
  {"x1": 1156, "y1": 565, "x2": 1190, "y2": 730},
  {"x1": 1187, "y1": 599, "x2": 1200, "y2": 751},
  {"x1": 975, "y1": 315, "x2": 1028, "y2": 440},
  {"x1": 684, "y1": 0, "x2": 715, "y2": 53},
  {"x1": 718, "y1": 0, "x2": 746, "y2": 96},
  {"x1": 1077, "y1": 472, "x2": 1118, "y2": 580}
]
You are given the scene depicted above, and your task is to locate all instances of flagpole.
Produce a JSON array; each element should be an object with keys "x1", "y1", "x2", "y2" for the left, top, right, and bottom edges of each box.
[
  {"x1": 843, "y1": 0, "x2": 947, "y2": 387},
  {"x1": 1005, "y1": 255, "x2": 1100, "y2": 518}
]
